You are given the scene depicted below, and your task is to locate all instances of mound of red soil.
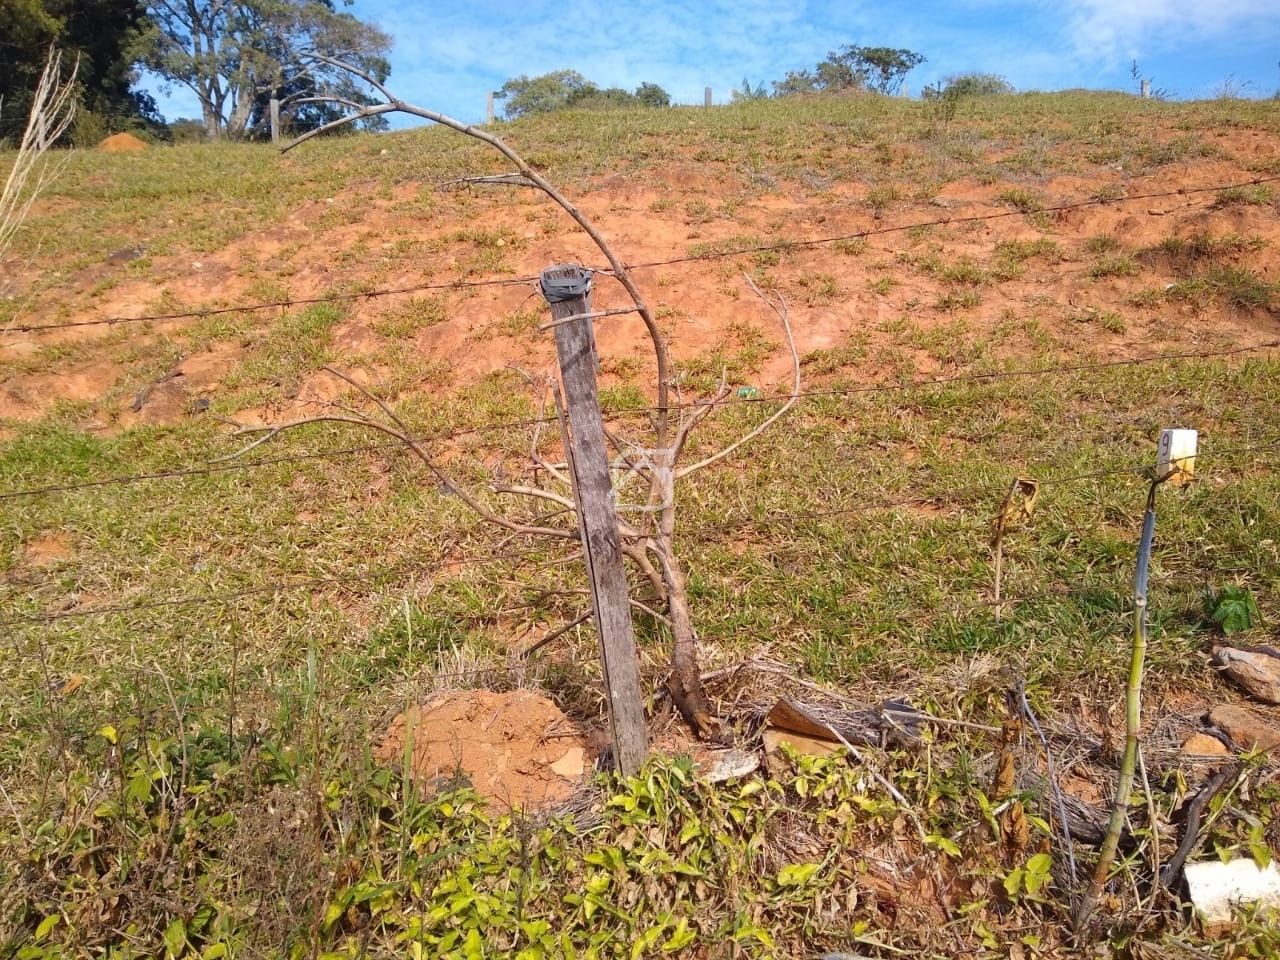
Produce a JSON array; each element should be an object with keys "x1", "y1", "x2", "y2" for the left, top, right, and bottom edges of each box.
[
  {"x1": 374, "y1": 688, "x2": 592, "y2": 811},
  {"x1": 98, "y1": 133, "x2": 148, "y2": 152}
]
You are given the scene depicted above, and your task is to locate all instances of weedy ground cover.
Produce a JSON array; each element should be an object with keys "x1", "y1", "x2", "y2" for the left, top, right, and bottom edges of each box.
[{"x1": 2, "y1": 91, "x2": 1279, "y2": 957}]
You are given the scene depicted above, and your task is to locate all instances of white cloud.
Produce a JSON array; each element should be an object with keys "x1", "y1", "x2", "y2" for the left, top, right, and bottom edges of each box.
[{"x1": 1062, "y1": 0, "x2": 1278, "y2": 62}]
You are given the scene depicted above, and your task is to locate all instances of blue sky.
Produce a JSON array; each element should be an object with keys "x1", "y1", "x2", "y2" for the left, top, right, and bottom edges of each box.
[{"x1": 145, "y1": 0, "x2": 1280, "y2": 125}]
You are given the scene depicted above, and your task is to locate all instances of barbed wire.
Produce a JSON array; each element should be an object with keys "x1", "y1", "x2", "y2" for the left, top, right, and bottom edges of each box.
[
  {"x1": 3, "y1": 275, "x2": 540, "y2": 334},
  {"x1": 6, "y1": 174, "x2": 1277, "y2": 337},
  {"x1": 590, "y1": 174, "x2": 1280, "y2": 273},
  {"x1": 0, "y1": 412, "x2": 560, "y2": 501},
  {"x1": 6, "y1": 436, "x2": 1276, "y2": 630},
  {"x1": 690, "y1": 439, "x2": 1280, "y2": 538},
  {"x1": 3, "y1": 340, "x2": 1275, "y2": 502},
  {"x1": 0, "y1": 543, "x2": 576, "y2": 629}
]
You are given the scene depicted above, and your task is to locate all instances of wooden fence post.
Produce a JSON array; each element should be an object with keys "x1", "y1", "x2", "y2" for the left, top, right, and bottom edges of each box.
[
  {"x1": 704, "y1": 86, "x2": 712, "y2": 108},
  {"x1": 540, "y1": 264, "x2": 648, "y2": 775},
  {"x1": 270, "y1": 98, "x2": 281, "y2": 144},
  {"x1": 486, "y1": 91, "x2": 495, "y2": 124}
]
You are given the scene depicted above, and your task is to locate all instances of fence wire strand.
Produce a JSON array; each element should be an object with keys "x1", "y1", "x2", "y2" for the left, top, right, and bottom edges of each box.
[
  {"x1": 5, "y1": 173, "x2": 1278, "y2": 336},
  {"x1": 2, "y1": 340, "x2": 1276, "y2": 502},
  {"x1": 4, "y1": 436, "x2": 1276, "y2": 630}
]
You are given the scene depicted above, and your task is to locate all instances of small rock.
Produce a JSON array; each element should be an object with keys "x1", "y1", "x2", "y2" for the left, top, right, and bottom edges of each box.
[
  {"x1": 700, "y1": 748, "x2": 760, "y2": 783},
  {"x1": 549, "y1": 747, "x2": 585, "y2": 779},
  {"x1": 1213, "y1": 645, "x2": 1280, "y2": 705},
  {"x1": 106, "y1": 246, "x2": 145, "y2": 265},
  {"x1": 1208, "y1": 704, "x2": 1280, "y2": 754},
  {"x1": 1182, "y1": 733, "x2": 1230, "y2": 757}
]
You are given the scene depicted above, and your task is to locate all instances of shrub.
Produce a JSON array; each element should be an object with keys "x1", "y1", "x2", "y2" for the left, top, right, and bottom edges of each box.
[{"x1": 923, "y1": 73, "x2": 1015, "y2": 100}]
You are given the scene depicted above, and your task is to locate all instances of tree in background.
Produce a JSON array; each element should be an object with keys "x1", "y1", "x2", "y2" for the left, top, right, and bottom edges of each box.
[
  {"x1": 633, "y1": 82, "x2": 671, "y2": 108},
  {"x1": 0, "y1": 0, "x2": 160, "y2": 145},
  {"x1": 774, "y1": 44, "x2": 925, "y2": 97},
  {"x1": 496, "y1": 71, "x2": 671, "y2": 119},
  {"x1": 142, "y1": 0, "x2": 391, "y2": 141}
]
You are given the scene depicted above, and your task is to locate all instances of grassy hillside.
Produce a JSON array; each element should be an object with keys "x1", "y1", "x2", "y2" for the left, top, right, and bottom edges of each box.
[{"x1": 1, "y1": 92, "x2": 1279, "y2": 958}]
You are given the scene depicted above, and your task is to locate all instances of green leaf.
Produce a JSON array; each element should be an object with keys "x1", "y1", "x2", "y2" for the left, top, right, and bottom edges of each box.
[
  {"x1": 776, "y1": 862, "x2": 820, "y2": 887},
  {"x1": 34, "y1": 914, "x2": 59, "y2": 942},
  {"x1": 1024, "y1": 852, "x2": 1053, "y2": 894},
  {"x1": 662, "y1": 918, "x2": 697, "y2": 952},
  {"x1": 201, "y1": 945, "x2": 227, "y2": 960},
  {"x1": 1249, "y1": 841, "x2": 1273, "y2": 868},
  {"x1": 1003, "y1": 867, "x2": 1025, "y2": 898},
  {"x1": 98, "y1": 725, "x2": 118, "y2": 745},
  {"x1": 926, "y1": 834, "x2": 961, "y2": 857},
  {"x1": 127, "y1": 772, "x2": 153, "y2": 804},
  {"x1": 630, "y1": 923, "x2": 665, "y2": 960},
  {"x1": 678, "y1": 820, "x2": 702, "y2": 844},
  {"x1": 1204, "y1": 584, "x2": 1261, "y2": 635},
  {"x1": 585, "y1": 872, "x2": 610, "y2": 894},
  {"x1": 463, "y1": 927, "x2": 483, "y2": 960},
  {"x1": 163, "y1": 918, "x2": 187, "y2": 959},
  {"x1": 322, "y1": 902, "x2": 344, "y2": 931}
]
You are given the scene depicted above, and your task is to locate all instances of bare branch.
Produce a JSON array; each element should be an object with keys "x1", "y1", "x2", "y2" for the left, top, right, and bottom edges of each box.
[
  {"x1": 518, "y1": 611, "x2": 592, "y2": 659},
  {"x1": 289, "y1": 95, "x2": 369, "y2": 112},
  {"x1": 537, "y1": 306, "x2": 641, "y2": 332},
  {"x1": 492, "y1": 484, "x2": 576, "y2": 512},
  {"x1": 304, "y1": 51, "x2": 395, "y2": 102},
  {"x1": 675, "y1": 275, "x2": 801, "y2": 478},
  {"x1": 441, "y1": 173, "x2": 538, "y2": 189},
  {"x1": 622, "y1": 540, "x2": 666, "y2": 600},
  {"x1": 671, "y1": 383, "x2": 732, "y2": 461},
  {"x1": 1, "y1": 49, "x2": 79, "y2": 309},
  {"x1": 222, "y1": 412, "x2": 576, "y2": 541},
  {"x1": 279, "y1": 102, "x2": 396, "y2": 151},
  {"x1": 280, "y1": 55, "x2": 673, "y2": 448},
  {"x1": 515, "y1": 371, "x2": 573, "y2": 488}
]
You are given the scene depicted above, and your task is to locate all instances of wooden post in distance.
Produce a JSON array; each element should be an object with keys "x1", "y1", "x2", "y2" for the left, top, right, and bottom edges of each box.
[
  {"x1": 270, "y1": 98, "x2": 281, "y2": 144},
  {"x1": 540, "y1": 264, "x2": 648, "y2": 775}
]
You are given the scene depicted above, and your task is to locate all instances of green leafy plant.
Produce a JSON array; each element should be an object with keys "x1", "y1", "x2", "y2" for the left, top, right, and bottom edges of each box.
[{"x1": 1203, "y1": 584, "x2": 1261, "y2": 635}]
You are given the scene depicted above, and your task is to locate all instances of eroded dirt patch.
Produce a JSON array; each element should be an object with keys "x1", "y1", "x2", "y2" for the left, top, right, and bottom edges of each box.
[
  {"x1": 374, "y1": 688, "x2": 592, "y2": 811},
  {"x1": 23, "y1": 532, "x2": 73, "y2": 567}
]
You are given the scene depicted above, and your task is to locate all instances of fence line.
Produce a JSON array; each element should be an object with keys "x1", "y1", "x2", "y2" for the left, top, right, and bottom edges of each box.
[
  {"x1": 0, "y1": 543, "x2": 571, "y2": 629},
  {"x1": 0, "y1": 413, "x2": 562, "y2": 501},
  {"x1": 6, "y1": 173, "x2": 1277, "y2": 337},
  {"x1": 5, "y1": 558, "x2": 1255, "y2": 637},
  {"x1": 596, "y1": 174, "x2": 1280, "y2": 273},
  {"x1": 3, "y1": 341, "x2": 1275, "y2": 502},
  {"x1": 696, "y1": 440, "x2": 1280, "y2": 535},
  {"x1": 3, "y1": 276, "x2": 540, "y2": 335},
  {"x1": 6, "y1": 438, "x2": 1276, "y2": 630}
]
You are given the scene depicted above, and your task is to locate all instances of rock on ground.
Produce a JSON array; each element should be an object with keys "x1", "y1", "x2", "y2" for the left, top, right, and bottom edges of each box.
[
  {"x1": 1208, "y1": 704, "x2": 1280, "y2": 755},
  {"x1": 1213, "y1": 645, "x2": 1280, "y2": 705}
]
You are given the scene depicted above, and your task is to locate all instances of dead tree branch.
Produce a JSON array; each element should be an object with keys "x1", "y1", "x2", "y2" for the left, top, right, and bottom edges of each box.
[
  {"x1": 677, "y1": 275, "x2": 801, "y2": 478},
  {"x1": 263, "y1": 64, "x2": 804, "y2": 742}
]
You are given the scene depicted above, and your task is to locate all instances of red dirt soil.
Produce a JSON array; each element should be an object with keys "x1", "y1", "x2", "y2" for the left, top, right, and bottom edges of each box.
[
  {"x1": 4, "y1": 128, "x2": 1280, "y2": 428},
  {"x1": 373, "y1": 688, "x2": 593, "y2": 811}
]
